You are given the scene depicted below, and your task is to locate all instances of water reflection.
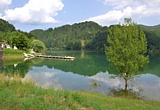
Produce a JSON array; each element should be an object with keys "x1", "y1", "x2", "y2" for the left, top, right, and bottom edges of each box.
[
  {"x1": 91, "y1": 72, "x2": 160, "y2": 101},
  {"x1": 133, "y1": 74, "x2": 160, "y2": 100},
  {"x1": 0, "y1": 59, "x2": 31, "y2": 77},
  {"x1": 24, "y1": 66, "x2": 160, "y2": 101},
  {"x1": 25, "y1": 66, "x2": 62, "y2": 90},
  {"x1": 1, "y1": 51, "x2": 160, "y2": 101}
]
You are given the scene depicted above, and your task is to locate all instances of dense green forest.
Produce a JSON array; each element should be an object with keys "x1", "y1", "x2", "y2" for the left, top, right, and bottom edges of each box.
[
  {"x1": 139, "y1": 25, "x2": 160, "y2": 54},
  {"x1": 0, "y1": 19, "x2": 46, "y2": 53},
  {"x1": 0, "y1": 18, "x2": 160, "y2": 55},
  {"x1": 30, "y1": 21, "x2": 160, "y2": 54},
  {"x1": 30, "y1": 21, "x2": 107, "y2": 50}
]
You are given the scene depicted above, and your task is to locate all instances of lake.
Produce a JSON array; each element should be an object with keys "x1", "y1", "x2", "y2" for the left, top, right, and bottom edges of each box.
[{"x1": 0, "y1": 51, "x2": 160, "y2": 101}]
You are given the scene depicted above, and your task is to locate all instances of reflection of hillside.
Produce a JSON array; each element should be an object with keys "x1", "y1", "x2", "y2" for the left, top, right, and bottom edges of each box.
[
  {"x1": 31, "y1": 51, "x2": 160, "y2": 77},
  {"x1": 32, "y1": 52, "x2": 113, "y2": 76},
  {"x1": 3, "y1": 59, "x2": 23, "y2": 66},
  {"x1": 1, "y1": 52, "x2": 159, "y2": 77},
  {"x1": 141, "y1": 55, "x2": 160, "y2": 77},
  {"x1": 0, "y1": 59, "x2": 32, "y2": 77}
]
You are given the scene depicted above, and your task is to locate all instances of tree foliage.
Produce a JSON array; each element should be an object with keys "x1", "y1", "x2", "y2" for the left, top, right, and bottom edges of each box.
[
  {"x1": 30, "y1": 21, "x2": 104, "y2": 50},
  {"x1": 105, "y1": 19, "x2": 149, "y2": 76},
  {"x1": 31, "y1": 40, "x2": 46, "y2": 53},
  {"x1": 12, "y1": 31, "x2": 31, "y2": 50},
  {"x1": 0, "y1": 19, "x2": 15, "y2": 32},
  {"x1": 0, "y1": 19, "x2": 44, "y2": 52},
  {"x1": 139, "y1": 25, "x2": 160, "y2": 55}
]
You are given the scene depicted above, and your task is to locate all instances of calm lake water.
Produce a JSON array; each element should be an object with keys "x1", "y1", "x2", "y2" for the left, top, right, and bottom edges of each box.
[{"x1": 0, "y1": 51, "x2": 160, "y2": 101}]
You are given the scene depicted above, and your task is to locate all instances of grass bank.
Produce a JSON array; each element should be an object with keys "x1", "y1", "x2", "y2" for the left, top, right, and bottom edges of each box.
[
  {"x1": 0, "y1": 74, "x2": 160, "y2": 110},
  {"x1": 2, "y1": 48, "x2": 24, "y2": 61}
]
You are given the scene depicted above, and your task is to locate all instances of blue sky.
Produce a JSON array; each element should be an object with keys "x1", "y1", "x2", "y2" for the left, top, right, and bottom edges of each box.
[{"x1": 0, "y1": 0, "x2": 160, "y2": 32}]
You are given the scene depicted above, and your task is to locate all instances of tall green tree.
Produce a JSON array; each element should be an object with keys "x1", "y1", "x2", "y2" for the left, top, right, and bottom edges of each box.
[
  {"x1": 105, "y1": 18, "x2": 149, "y2": 90},
  {"x1": 12, "y1": 31, "x2": 31, "y2": 50},
  {"x1": 31, "y1": 40, "x2": 46, "y2": 53}
]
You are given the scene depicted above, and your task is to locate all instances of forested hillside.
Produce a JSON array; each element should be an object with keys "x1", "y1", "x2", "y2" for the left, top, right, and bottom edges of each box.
[
  {"x1": 0, "y1": 19, "x2": 15, "y2": 32},
  {"x1": 139, "y1": 25, "x2": 160, "y2": 54},
  {"x1": 30, "y1": 21, "x2": 160, "y2": 54},
  {"x1": 0, "y1": 19, "x2": 46, "y2": 53},
  {"x1": 0, "y1": 18, "x2": 160, "y2": 55},
  {"x1": 30, "y1": 21, "x2": 108, "y2": 50}
]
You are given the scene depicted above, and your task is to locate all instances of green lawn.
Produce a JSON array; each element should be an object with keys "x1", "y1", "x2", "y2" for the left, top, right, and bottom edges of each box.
[
  {"x1": 2, "y1": 48, "x2": 24, "y2": 60},
  {"x1": 0, "y1": 74, "x2": 160, "y2": 110}
]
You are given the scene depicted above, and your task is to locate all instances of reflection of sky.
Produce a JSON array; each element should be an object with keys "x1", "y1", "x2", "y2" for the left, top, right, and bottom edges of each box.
[
  {"x1": 24, "y1": 66, "x2": 160, "y2": 101},
  {"x1": 25, "y1": 66, "x2": 62, "y2": 90},
  {"x1": 133, "y1": 74, "x2": 160, "y2": 101}
]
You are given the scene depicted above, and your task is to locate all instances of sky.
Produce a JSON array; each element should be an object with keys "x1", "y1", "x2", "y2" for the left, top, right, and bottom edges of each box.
[{"x1": 0, "y1": 0, "x2": 160, "y2": 32}]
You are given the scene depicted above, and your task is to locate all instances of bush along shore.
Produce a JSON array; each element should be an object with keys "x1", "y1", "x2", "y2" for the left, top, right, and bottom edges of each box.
[{"x1": 0, "y1": 73, "x2": 160, "y2": 110}]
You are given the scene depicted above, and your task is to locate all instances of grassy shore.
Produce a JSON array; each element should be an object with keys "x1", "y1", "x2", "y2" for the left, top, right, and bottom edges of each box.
[
  {"x1": 0, "y1": 74, "x2": 160, "y2": 110},
  {"x1": 2, "y1": 48, "x2": 24, "y2": 60}
]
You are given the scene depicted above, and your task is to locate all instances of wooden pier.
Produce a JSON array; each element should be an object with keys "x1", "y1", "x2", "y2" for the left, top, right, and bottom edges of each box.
[
  {"x1": 24, "y1": 53, "x2": 75, "y2": 60},
  {"x1": 35, "y1": 55, "x2": 75, "y2": 60}
]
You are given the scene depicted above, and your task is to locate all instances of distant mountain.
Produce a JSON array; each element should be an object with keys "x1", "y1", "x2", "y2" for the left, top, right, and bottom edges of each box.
[{"x1": 30, "y1": 21, "x2": 107, "y2": 50}]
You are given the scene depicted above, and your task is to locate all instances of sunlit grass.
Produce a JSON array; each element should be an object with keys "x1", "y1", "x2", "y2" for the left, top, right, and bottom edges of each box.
[
  {"x1": 2, "y1": 48, "x2": 24, "y2": 60},
  {"x1": 0, "y1": 73, "x2": 160, "y2": 110}
]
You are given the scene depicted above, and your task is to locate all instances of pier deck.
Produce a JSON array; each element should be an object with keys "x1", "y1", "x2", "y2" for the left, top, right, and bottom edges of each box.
[
  {"x1": 35, "y1": 55, "x2": 75, "y2": 60},
  {"x1": 24, "y1": 53, "x2": 75, "y2": 60}
]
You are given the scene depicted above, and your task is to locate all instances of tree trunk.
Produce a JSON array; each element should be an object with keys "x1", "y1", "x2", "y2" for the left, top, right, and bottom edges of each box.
[{"x1": 124, "y1": 73, "x2": 129, "y2": 91}]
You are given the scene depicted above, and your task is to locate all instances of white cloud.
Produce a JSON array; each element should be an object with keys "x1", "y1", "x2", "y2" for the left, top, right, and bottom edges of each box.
[
  {"x1": 90, "y1": 72, "x2": 123, "y2": 87},
  {"x1": 87, "y1": 0, "x2": 160, "y2": 26},
  {"x1": 87, "y1": 10, "x2": 123, "y2": 25},
  {"x1": 0, "y1": 0, "x2": 12, "y2": 12},
  {"x1": 2, "y1": 0, "x2": 64, "y2": 24},
  {"x1": 103, "y1": 0, "x2": 134, "y2": 9}
]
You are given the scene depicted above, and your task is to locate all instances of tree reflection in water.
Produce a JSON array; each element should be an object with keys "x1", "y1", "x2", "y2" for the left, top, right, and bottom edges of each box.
[
  {"x1": 107, "y1": 88, "x2": 143, "y2": 99},
  {"x1": 107, "y1": 74, "x2": 144, "y2": 99}
]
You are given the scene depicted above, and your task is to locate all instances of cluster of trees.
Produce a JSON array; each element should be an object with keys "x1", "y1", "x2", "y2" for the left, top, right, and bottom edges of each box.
[
  {"x1": 30, "y1": 21, "x2": 160, "y2": 55},
  {"x1": 0, "y1": 19, "x2": 46, "y2": 53}
]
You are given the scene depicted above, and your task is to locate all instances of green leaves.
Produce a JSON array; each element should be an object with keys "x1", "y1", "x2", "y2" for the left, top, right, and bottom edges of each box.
[
  {"x1": 105, "y1": 19, "x2": 149, "y2": 76},
  {"x1": 31, "y1": 40, "x2": 46, "y2": 53},
  {"x1": 30, "y1": 21, "x2": 103, "y2": 50},
  {"x1": 11, "y1": 31, "x2": 31, "y2": 50}
]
